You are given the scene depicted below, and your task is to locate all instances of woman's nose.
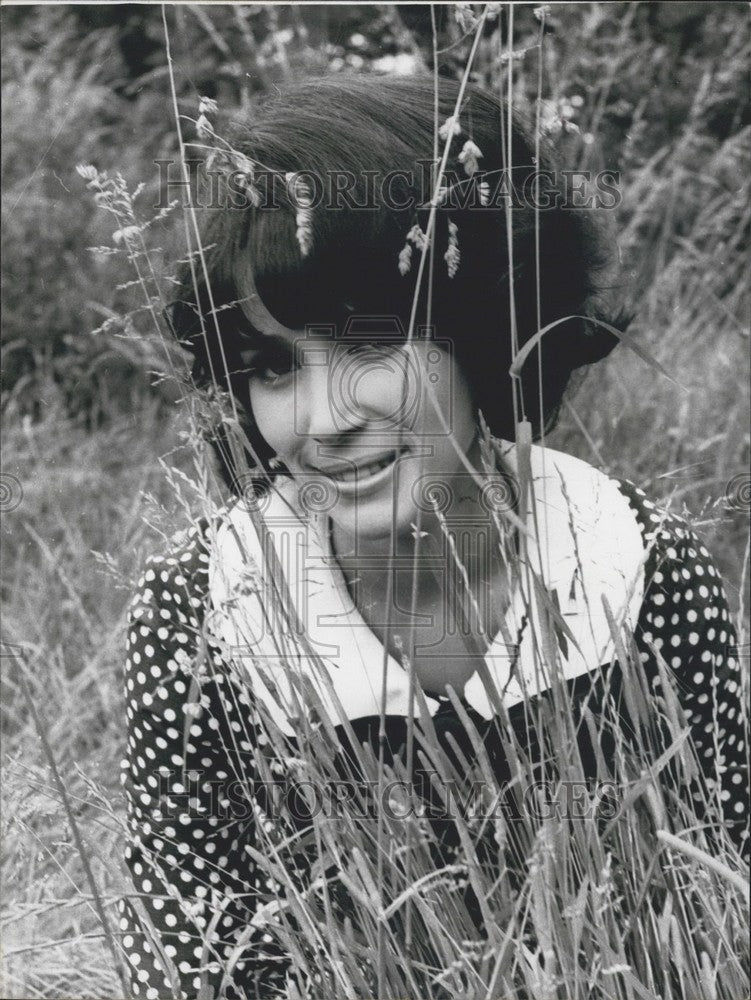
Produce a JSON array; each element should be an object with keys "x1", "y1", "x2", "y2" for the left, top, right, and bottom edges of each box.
[
  {"x1": 332, "y1": 346, "x2": 413, "y2": 431},
  {"x1": 302, "y1": 361, "x2": 353, "y2": 440}
]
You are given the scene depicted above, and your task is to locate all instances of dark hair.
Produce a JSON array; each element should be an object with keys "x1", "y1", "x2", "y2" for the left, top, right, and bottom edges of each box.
[{"x1": 168, "y1": 74, "x2": 620, "y2": 492}]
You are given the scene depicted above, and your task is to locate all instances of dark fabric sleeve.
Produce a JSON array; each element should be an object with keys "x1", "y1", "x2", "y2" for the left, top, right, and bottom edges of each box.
[
  {"x1": 617, "y1": 481, "x2": 749, "y2": 860},
  {"x1": 117, "y1": 522, "x2": 290, "y2": 999}
]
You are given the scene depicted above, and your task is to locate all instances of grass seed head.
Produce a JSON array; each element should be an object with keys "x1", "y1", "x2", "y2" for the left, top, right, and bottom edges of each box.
[{"x1": 458, "y1": 139, "x2": 483, "y2": 177}]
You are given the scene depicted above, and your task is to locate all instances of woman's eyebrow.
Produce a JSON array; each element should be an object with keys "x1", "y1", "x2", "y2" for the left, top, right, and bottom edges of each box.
[
  {"x1": 234, "y1": 297, "x2": 301, "y2": 345},
  {"x1": 234, "y1": 287, "x2": 303, "y2": 341}
]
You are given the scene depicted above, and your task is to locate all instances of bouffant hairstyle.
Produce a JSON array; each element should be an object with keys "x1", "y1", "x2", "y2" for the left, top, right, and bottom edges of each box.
[{"x1": 168, "y1": 74, "x2": 619, "y2": 491}]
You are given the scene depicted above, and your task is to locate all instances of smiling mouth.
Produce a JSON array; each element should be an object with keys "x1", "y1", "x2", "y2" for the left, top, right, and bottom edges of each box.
[{"x1": 314, "y1": 447, "x2": 408, "y2": 484}]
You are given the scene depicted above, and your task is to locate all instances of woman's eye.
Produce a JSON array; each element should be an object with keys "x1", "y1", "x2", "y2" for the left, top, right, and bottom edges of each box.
[{"x1": 244, "y1": 345, "x2": 296, "y2": 385}]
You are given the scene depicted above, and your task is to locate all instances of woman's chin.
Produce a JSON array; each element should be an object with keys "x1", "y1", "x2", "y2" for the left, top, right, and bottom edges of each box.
[
  {"x1": 328, "y1": 490, "x2": 422, "y2": 548},
  {"x1": 329, "y1": 494, "x2": 397, "y2": 540}
]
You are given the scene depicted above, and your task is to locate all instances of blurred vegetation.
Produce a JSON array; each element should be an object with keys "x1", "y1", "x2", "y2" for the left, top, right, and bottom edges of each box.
[{"x1": 1, "y1": 4, "x2": 749, "y2": 997}]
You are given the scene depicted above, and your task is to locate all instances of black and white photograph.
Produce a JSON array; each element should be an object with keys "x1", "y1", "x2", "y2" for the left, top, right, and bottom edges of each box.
[{"x1": 2, "y1": 3, "x2": 749, "y2": 998}]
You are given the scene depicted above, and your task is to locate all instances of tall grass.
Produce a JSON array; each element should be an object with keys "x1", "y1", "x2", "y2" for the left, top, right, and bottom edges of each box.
[{"x1": 2, "y1": 4, "x2": 748, "y2": 999}]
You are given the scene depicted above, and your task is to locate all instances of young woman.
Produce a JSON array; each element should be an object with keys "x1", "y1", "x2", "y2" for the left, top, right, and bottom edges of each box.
[{"x1": 118, "y1": 76, "x2": 748, "y2": 998}]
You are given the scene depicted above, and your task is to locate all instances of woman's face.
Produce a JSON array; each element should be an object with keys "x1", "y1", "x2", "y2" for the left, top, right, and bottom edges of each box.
[{"x1": 241, "y1": 310, "x2": 479, "y2": 545}]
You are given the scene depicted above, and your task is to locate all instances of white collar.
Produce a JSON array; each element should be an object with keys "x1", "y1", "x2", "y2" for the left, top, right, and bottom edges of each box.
[
  {"x1": 207, "y1": 442, "x2": 645, "y2": 735},
  {"x1": 464, "y1": 441, "x2": 646, "y2": 718}
]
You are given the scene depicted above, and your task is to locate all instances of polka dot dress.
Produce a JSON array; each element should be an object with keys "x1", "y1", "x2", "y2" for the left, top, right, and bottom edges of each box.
[
  {"x1": 617, "y1": 480, "x2": 748, "y2": 851},
  {"x1": 119, "y1": 485, "x2": 749, "y2": 998},
  {"x1": 118, "y1": 522, "x2": 290, "y2": 1000}
]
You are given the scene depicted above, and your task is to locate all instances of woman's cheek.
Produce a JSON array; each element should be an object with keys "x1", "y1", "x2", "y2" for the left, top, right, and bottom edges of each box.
[
  {"x1": 343, "y1": 354, "x2": 420, "y2": 431},
  {"x1": 249, "y1": 384, "x2": 295, "y2": 460}
]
